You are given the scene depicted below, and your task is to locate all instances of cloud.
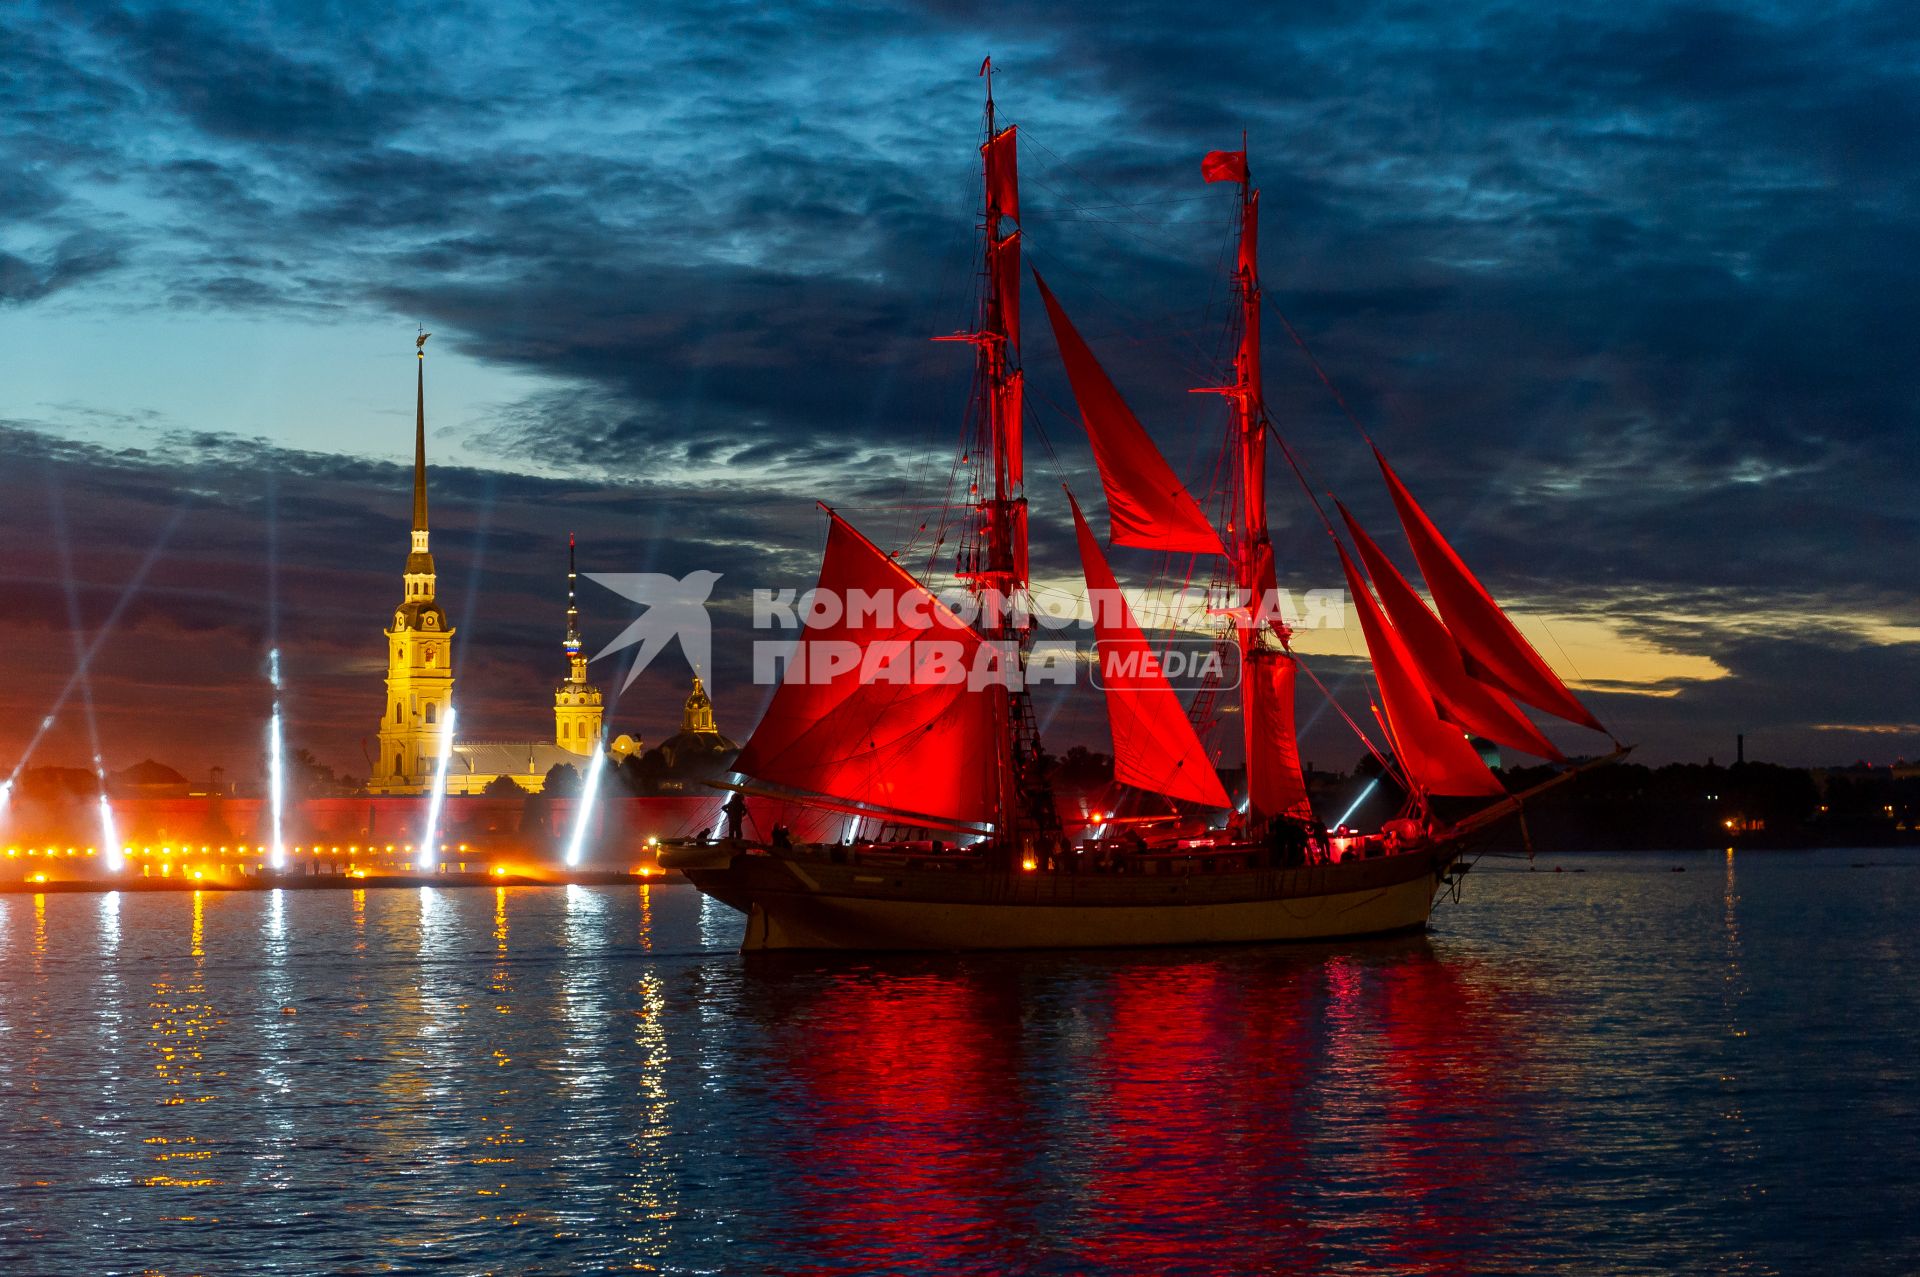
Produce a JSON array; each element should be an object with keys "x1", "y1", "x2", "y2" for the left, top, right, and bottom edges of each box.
[{"x1": 0, "y1": 231, "x2": 125, "y2": 304}]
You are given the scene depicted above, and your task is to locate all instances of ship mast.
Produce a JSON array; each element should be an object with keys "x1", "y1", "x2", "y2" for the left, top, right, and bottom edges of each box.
[
  {"x1": 956, "y1": 58, "x2": 1049, "y2": 850},
  {"x1": 1206, "y1": 144, "x2": 1308, "y2": 832},
  {"x1": 977, "y1": 59, "x2": 1019, "y2": 603},
  {"x1": 1229, "y1": 152, "x2": 1282, "y2": 641}
]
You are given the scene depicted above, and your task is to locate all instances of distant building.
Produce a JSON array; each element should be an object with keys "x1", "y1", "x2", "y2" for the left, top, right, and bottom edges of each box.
[
  {"x1": 658, "y1": 676, "x2": 738, "y2": 771},
  {"x1": 552, "y1": 534, "x2": 604, "y2": 755},
  {"x1": 369, "y1": 334, "x2": 456, "y2": 794},
  {"x1": 445, "y1": 537, "x2": 616, "y2": 796},
  {"x1": 445, "y1": 741, "x2": 582, "y2": 795},
  {"x1": 363, "y1": 335, "x2": 711, "y2": 797},
  {"x1": 109, "y1": 759, "x2": 191, "y2": 799}
]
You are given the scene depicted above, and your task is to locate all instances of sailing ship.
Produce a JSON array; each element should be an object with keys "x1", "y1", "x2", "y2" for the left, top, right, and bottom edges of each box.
[{"x1": 668, "y1": 65, "x2": 1625, "y2": 950}]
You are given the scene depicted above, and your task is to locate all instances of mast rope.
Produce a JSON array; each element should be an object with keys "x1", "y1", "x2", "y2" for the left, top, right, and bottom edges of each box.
[{"x1": 1296, "y1": 649, "x2": 1406, "y2": 791}]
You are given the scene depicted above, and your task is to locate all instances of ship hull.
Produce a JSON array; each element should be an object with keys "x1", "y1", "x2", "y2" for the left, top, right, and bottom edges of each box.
[{"x1": 682, "y1": 849, "x2": 1453, "y2": 951}]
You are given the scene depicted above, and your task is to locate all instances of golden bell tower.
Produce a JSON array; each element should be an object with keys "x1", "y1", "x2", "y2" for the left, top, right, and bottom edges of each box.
[
  {"x1": 554, "y1": 534, "x2": 604, "y2": 755},
  {"x1": 370, "y1": 332, "x2": 456, "y2": 794}
]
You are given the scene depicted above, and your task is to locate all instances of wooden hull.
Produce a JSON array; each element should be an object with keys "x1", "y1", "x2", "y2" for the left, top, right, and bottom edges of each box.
[{"x1": 682, "y1": 849, "x2": 1453, "y2": 951}]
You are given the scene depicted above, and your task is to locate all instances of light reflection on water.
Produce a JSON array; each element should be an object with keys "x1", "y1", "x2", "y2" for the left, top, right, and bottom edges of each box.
[{"x1": 0, "y1": 851, "x2": 1917, "y2": 1274}]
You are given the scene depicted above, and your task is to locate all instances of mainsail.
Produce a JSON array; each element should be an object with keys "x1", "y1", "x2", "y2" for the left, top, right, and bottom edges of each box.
[
  {"x1": 1336, "y1": 544, "x2": 1507, "y2": 798},
  {"x1": 731, "y1": 513, "x2": 1003, "y2": 826},
  {"x1": 1374, "y1": 448, "x2": 1606, "y2": 733},
  {"x1": 1033, "y1": 270, "x2": 1224, "y2": 555},
  {"x1": 1339, "y1": 505, "x2": 1564, "y2": 761},
  {"x1": 1242, "y1": 654, "x2": 1314, "y2": 821},
  {"x1": 1068, "y1": 493, "x2": 1229, "y2": 808}
]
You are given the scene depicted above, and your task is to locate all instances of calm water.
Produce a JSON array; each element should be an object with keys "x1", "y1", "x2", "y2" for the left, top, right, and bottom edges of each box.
[{"x1": 1, "y1": 850, "x2": 1916, "y2": 1275}]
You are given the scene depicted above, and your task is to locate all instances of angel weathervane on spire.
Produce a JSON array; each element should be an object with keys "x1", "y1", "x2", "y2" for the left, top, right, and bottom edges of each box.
[{"x1": 417, "y1": 328, "x2": 432, "y2": 356}]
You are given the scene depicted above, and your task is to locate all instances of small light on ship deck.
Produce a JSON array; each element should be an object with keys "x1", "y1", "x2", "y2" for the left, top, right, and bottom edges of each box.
[
  {"x1": 491, "y1": 866, "x2": 507, "y2": 877},
  {"x1": 1021, "y1": 856, "x2": 1038, "y2": 872},
  {"x1": 349, "y1": 868, "x2": 367, "y2": 879}
]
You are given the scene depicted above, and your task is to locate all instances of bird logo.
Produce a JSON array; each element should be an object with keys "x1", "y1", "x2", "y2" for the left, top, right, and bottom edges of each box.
[{"x1": 587, "y1": 570, "x2": 723, "y2": 693}]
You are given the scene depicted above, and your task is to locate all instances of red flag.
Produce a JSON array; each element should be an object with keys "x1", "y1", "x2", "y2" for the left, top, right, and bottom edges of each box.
[{"x1": 1202, "y1": 149, "x2": 1247, "y2": 184}]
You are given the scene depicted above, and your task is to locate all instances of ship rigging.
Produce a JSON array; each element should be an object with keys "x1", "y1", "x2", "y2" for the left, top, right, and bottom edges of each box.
[{"x1": 672, "y1": 65, "x2": 1626, "y2": 949}]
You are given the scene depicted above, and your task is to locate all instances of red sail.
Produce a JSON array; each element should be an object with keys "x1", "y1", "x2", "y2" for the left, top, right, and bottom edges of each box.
[
  {"x1": 993, "y1": 230, "x2": 1021, "y2": 352},
  {"x1": 1340, "y1": 505, "x2": 1565, "y2": 761},
  {"x1": 1001, "y1": 370, "x2": 1024, "y2": 487},
  {"x1": 1374, "y1": 448, "x2": 1606, "y2": 733},
  {"x1": 1070, "y1": 494, "x2": 1229, "y2": 808},
  {"x1": 1034, "y1": 271, "x2": 1226, "y2": 555},
  {"x1": 1202, "y1": 149, "x2": 1247, "y2": 184},
  {"x1": 1244, "y1": 652, "x2": 1314, "y2": 822},
  {"x1": 983, "y1": 125, "x2": 1019, "y2": 222},
  {"x1": 732, "y1": 513, "x2": 1001, "y2": 826},
  {"x1": 1338, "y1": 544, "x2": 1505, "y2": 798}
]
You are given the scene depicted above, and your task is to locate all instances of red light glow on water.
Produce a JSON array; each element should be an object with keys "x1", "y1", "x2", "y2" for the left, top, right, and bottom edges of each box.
[{"x1": 740, "y1": 944, "x2": 1525, "y2": 1273}]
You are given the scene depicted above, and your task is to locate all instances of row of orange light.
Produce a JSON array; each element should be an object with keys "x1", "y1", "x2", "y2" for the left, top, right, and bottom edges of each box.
[
  {"x1": 13, "y1": 860, "x2": 665, "y2": 879},
  {"x1": 5, "y1": 843, "x2": 473, "y2": 859}
]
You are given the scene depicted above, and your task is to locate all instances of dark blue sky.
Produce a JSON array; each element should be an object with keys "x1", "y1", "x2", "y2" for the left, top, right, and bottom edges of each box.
[{"x1": 2, "y1": 0, "x2": 1916, "y2": 778}]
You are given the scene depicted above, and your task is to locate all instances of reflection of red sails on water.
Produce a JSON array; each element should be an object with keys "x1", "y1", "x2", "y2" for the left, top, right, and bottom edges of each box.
[
  {"x1": 672, "y1": 63, "x2": 1625, "y2": 950},
  {"x1": 763, "y1": 949, "x2": 1524, "y2": 1272},
  {"x1": 767, "y1": 971, "x2": 1036, "y2": 1272}
]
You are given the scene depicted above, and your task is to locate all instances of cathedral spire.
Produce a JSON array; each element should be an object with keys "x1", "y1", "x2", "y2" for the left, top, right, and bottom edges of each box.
[
  {"x1": 564, "y1": 533, "x2": 584, "y2": 677},
  {"x1": 555, "y1": 532, "x2": 602, "y2": 753},
  {"x1": 402, "y1": 330, "x2": 437, "y2": 601},
  {"x1": 373, "y1": 327, "x2": 454, "y2": 795},
  {"x1": 413, "y1": 329, "x2": 431, "y2": 532}
]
